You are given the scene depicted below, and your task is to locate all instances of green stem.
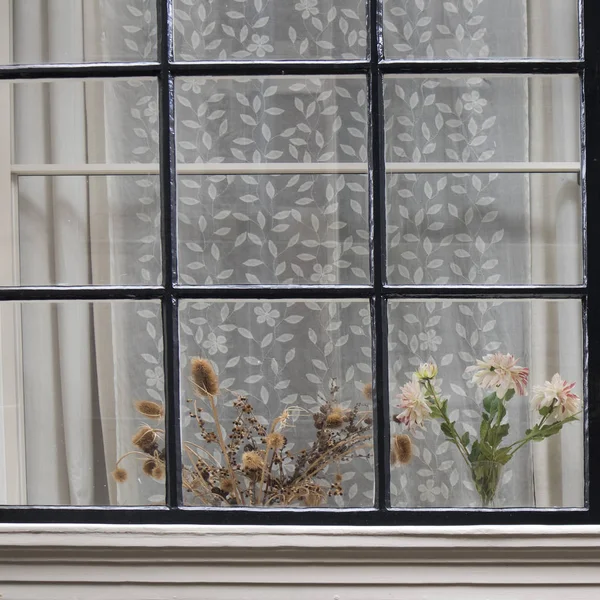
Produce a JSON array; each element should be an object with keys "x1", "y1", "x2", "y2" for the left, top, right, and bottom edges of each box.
[{"x1": 424, "y1": 380, "x2": 471, "y2": 466}]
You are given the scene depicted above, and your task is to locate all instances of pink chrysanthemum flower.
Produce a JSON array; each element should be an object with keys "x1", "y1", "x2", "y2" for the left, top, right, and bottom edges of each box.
[
  {"x1": 532, "y1": 373, "x2": 581, "y2": 419},
  {"x1": 465, "y1": 353, "x2": 529, "y2": 399},
  {"x1": 394, "y1": 375, "x2": 431, "y2": 431}
]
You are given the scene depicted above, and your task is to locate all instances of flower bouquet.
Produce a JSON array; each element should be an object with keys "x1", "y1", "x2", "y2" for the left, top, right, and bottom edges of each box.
[{"x1": 394, "y1": 354, "x2": 581, "y2": 507}]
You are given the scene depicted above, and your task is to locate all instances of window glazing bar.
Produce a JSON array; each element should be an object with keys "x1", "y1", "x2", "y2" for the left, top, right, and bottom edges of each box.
[{"x1": 10, "y1": 162, "x2": 582, "y2": 176}]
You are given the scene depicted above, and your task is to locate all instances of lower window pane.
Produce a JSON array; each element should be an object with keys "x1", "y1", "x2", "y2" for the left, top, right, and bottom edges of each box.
[
  {"x1": 0, "y1": 300, "x2": 165, "y2": 506},
  {"x1": 387, "y1": 299, "x2": 584, "y2": 509},
  {"x1": 179, "y1": 299, "x2": 374, "y2": 507}
]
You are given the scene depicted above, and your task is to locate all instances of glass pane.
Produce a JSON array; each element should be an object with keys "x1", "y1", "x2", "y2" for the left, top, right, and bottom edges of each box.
[
  {"x1": 7, "y1": 0, "x2": 157, "y2": 64},
  {"x1": 176, "y1": 76, "x2": 367, "y2": 165},
  {"x1": 7, "y1": 79, "x2": 159, "y2": 165},
  {"x1": 0, "y1": 175, "x2": 162, "y2": 287},
  {"x1": 387, "y1": 299, "x2": 584, "y2": 509},
  {"x1": 178, "y1": 174, "x2": 370, "y2": 285},
  {"x1": 384, "y1": 75, "x2": 581, "y2": 164},
  {"x1": 386, "y1": 172, "x2": 582, "y2": 285},
  {"x1": 175, "y1": 76, "x2": 369, "y2": 286},
  {"x1": 383, "y1": 0, "x2": 579, "y2": 60},
  {"x1": 173, "y1": 0, "x2": 367, "y2": 61},
  {"x1": 179, "y1": 299, "x2": 374, "y2": 507},
  {"x1": 0, "y1": 300, "x2": 165, "y2": 506}
]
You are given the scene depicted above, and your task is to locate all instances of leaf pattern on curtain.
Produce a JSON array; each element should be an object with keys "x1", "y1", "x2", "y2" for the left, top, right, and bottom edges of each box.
[
  {"x1": 382, "y1": 0, "x2": 527, "y2": 59},
  {"x1": 101, "y1": 0, "x2": 539, "y2": 506},
  {"x1": 173, "y1": 0, "x2": 367, "y2": 60}
]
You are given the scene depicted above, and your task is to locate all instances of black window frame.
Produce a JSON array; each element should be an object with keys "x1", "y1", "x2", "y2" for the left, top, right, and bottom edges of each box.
[{"x1": 0, "y1": 0, "x2": 597, "y2": 526}]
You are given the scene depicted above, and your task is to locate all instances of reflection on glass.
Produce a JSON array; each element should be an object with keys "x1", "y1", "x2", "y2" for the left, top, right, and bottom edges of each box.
[
  {"x1": 179, "y1": 299, "x2": 374, "y2": 507},
  {"x1": 8, "y1": 79, "x2": 159, "y2": 165},
  {"x1": 386, "y1": 173, "x2": 582, "y2": 285},
  {"x1": 2, "y1": 176, "x2": 162, "y2": 287},
  {"x1": 387, "y1": 299, "x2": 584, "y2": 509},
  {"x1": 382, "y1": 0, "x2": 578, "y2": 60},
  {"x1": 0, "y1": 300, "x2": 165, "y2": 506},
  {"x1": 177, "y1": 174, "x2": 370, "y2": 286},
  {"x1": 8, "y1": 0, "x2": 157, "y2": 64},
  {"x1": 173, "y1": 0, "x2": 367, "y2": 61}
]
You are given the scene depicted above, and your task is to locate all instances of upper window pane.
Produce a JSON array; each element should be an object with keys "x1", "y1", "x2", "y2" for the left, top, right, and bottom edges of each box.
[
  {"x1": 7, "y1": 0, "x2": 157, "y2": 64},
  {"x1": 383, "y1": 0, "x2": 579, "y2": 60},
  {"x1": 173, "y1": 0, "x2": 367, "y2": 60},
  {"x1": 384, "y1": 75, "x2": 581, "y2": 164}
]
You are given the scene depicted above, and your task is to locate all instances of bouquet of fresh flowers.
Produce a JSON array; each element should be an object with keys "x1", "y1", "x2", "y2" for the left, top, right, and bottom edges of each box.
[{"x1": 393, "y1": 354, "x2": 581, "y2": 506}]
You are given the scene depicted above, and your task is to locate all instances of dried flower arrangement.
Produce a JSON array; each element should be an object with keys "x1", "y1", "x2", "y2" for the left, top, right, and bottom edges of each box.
[
  {"x1": 114, "y1": 357, "x2": 373, "y2": 506},
  {"x1": 393, "y1": 354, "x2": 581, "y2": 506}
]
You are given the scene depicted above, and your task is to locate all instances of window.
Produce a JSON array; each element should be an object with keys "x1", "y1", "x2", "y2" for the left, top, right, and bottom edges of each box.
[{"x1": 0, "y1": 0, "x2": 594, "y2": 525}]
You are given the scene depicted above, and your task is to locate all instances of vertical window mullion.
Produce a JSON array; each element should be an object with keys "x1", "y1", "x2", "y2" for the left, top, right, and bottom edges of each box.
[
  {"x1": 158, "y1": 0, "x2": 182, "y2": 509},
  {"x1": 583, "y1": 0, "x2": 599, "y2": 519},
  {"x1": 370, "y1": 0, "x2": 390, "y2": 512}
]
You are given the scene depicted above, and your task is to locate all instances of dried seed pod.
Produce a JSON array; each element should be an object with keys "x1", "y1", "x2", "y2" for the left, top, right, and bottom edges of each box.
[
  {"x1": 132, "y1": 425, "x2": 156, "y2": 453},
  {"x1": 191, "y1": 358, "x2": 219, "y2": 397},
  {"x1": 112, "y1": 467, "x2": 128, "y2": 483},
  {"x1": 391, "y1": 434, "x2": 413, "y2": 465},
  {"x1": 134, "y1": 400, "x2": 164, "y2": 420}
]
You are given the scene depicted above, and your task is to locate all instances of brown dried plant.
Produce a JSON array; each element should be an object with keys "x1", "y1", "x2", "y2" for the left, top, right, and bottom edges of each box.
[{"x1": 115, "y1": 358, "x2": 373, "y2": 506}]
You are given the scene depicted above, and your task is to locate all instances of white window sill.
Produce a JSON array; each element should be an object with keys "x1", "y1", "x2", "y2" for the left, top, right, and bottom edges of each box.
[{"x1": 1, "y1": 524, "x2": 600, "y2": 599}]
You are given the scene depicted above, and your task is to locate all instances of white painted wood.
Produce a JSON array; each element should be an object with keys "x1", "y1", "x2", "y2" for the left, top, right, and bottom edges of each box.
[
  {"x1": 10, "y1": 161, "x2": 582, "y2": 176},
  {"x1": 0, "y1": 525, "x2": 600, "y2": 599},
  {"x1": 0, "y1": 0, "x2": 25, "y2": 505}
]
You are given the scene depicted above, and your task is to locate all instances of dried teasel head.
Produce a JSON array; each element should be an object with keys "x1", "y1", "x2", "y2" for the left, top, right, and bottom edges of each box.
[
  {"x1": 265, "y1": 432, "x2": 285, "y2": 450},
  {"x1": 242, "y1": 450, "x2": 265, "y2": 472},
  {"x1": 191, "y1": 358, "x2": 219, "y2": 397},
  {"x1": 112, "y1": 467, "x2": 128, "y2": 483},
  {"x1": 134, "y1": 400, "x2": 164, "y2": 420},
  {"x1": 325, "y1": 405, "x2": 346, "y2": 429},
  {"x1": 220, "y1": 478, "x2": 235, "y2": 494},
  {"x1": 132, "y1": 425, "x2": 156, "y2": 453},
  {"x1": 391, "y1": 434, "x2": 413, "y2": 465},
  {"x1": 301, "y1": 483, "x2": 325, "y2": 507},
  {"x1": 142, "y1": 458, "x2": 157, "y2": 477},
  {"x1": 362, "y1": 383, "x2": 373, "y2": 401},
  {"x1": 151, "y1": 463, "x2": 166, "y2": 481}
]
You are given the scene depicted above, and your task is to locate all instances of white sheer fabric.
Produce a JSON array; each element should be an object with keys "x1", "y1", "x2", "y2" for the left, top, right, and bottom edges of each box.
[{"x1": 1, "y1": 0, "x2": 584, "y2": 508}]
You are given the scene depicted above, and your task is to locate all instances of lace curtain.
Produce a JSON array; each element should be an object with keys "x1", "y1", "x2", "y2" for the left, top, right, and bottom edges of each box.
[{"x1": 5, "y1": 0, "x2": 583, "y2": 508}]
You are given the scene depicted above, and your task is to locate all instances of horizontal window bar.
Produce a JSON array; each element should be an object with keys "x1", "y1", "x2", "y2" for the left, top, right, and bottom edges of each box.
[
  {"x1": 0, "y1": 507, "x2": 590, "y2": 526},
  {"x1": 0, "y1": 63, "x2": 161, "y2": 80},
  {"x1": 10, "y1": 163, "x2": 368, "y2": 176},
  {"x1": 170, "y1": 60, "x2": 370, "y2": 76},
  {"x1": 380, "y1": 60, "x2": 584, "y2": 74},
  {"x1": 0, "y1": 286, "x2": 165, "y2": 301},
  {"x1": 0, "y1": 285, "x2": 585, "y2": 302},
  {"x1": 174, "y1": 285, "x2": 374, "y2": 299},
  {"x1": 387, "y1": 162, "x2": 581, "y2": 174},
  {"x1": 383, "y1": 285, "x2": 587, "y2": 299},
  {"x1": 10, "y1": 162, "x2": 581, "y2": 176},
  {"x1": 0, "y1": 60, "x2": 583, "y2": 80}
]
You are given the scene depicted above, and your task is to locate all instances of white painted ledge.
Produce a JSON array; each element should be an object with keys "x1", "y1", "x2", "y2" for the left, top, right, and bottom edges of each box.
[{"x1": 1, "y1": 525, "x2": 600, "y2": 599}]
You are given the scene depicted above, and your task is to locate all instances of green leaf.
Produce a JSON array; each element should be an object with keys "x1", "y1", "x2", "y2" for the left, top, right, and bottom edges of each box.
[{"x1": 483, "y1": 392, "x2": 497, "y2": 415}]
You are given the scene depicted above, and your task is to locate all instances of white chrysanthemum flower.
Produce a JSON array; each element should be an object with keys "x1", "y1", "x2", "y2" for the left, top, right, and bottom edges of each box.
[
  {"x1": 465, "y1": 353, "x2": 529, "y2": 399},
  {"x1": 532, "y1": 373, "x2": 581, "y2": 419},
  {"x1": 394, "y1": 375, "x2": 431, "y2": 431}
]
